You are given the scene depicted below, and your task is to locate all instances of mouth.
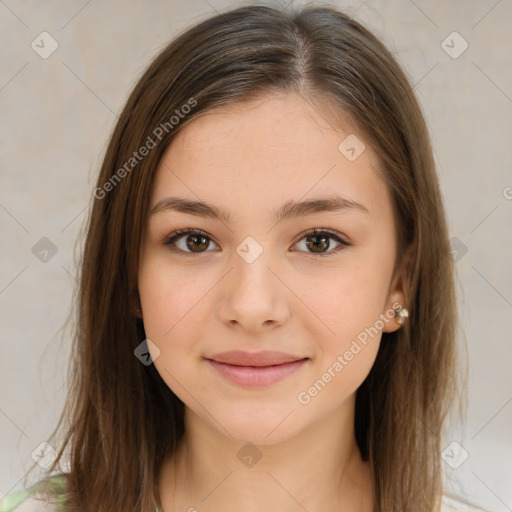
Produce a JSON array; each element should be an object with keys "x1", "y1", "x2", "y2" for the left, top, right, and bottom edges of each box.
[{"x1": 205, "y1": 350, "x2": 309, "y2": 387}]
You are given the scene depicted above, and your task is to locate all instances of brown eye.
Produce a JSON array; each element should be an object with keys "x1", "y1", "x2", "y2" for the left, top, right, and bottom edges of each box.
[
  {"x1": 306, "y1": 233, "x2": 330, "y2": 253},
  {"x1": 293, "y1": 228, "x2": 351, "y2": 256},
  {"x1": 184, "y1": 233, "x2": 210, "y2": 252},
  {"x1": 164, "y1": 229, "x2": 219, "y2": 255}
]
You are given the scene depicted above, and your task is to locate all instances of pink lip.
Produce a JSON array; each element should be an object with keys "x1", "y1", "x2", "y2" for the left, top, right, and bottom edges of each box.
[{"x1": 205, "y1": 350, "x2": 309, "y2": 387}]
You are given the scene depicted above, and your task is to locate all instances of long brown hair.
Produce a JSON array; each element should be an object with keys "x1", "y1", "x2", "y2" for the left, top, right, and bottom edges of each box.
[{"x1": 25, "y1": 3, "x2": 467, "y2": 511}]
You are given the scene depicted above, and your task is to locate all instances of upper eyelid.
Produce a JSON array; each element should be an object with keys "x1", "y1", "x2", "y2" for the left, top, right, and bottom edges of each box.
[
  {"x1": 166, "y1": 228, "x2": 219, "y2": 245},
  {"x1": 293, "y1": 227, "x2": 350, "y2": 244}
]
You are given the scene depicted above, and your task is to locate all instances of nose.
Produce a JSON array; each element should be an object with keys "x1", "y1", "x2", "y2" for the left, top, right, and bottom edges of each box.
[{"x1": 217, "y1": 246, "x2": 290, "y2": 334}]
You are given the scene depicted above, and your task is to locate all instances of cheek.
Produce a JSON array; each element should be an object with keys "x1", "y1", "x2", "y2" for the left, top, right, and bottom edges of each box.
[
  {"x1": 289, "y1": 251, "x2": 394, "y2": 395},
  {"x1": 138, "y1": 253, "x2": 213, "y2": 344},
  {"x1": 294, "y1": 256, "x2": 391, "y2": 339},
  {"x1": 292, "y1": 265, "x2": 387, "y2": 411},
  {"x1": 138, "y1": 257, "x2": 212, "y2": 398}
]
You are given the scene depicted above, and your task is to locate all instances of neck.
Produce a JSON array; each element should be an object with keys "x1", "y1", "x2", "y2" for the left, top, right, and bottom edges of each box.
[{"x1": 158, "y1": 393, "x2": 373, "y2": 512}]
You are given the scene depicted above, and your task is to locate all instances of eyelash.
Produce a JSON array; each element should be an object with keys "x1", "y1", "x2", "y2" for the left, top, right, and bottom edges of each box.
[{"x1": 163, "y1": 227, "x2": 352, "y2": 257}]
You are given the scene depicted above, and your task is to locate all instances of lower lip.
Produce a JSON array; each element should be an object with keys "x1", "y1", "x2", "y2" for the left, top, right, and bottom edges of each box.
[{"x1": 207, "y1": 359, "x2": 308, "y2": 387}]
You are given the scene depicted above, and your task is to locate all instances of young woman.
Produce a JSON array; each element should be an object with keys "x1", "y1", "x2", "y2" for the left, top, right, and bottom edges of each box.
[{"x1": 1, "y1": 3, "x2": 486, "y2": 512}]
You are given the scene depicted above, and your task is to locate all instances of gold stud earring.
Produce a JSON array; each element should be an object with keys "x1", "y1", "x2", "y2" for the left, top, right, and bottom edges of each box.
[{"x1": 394, "y1": 307, "x2": 409, "y2": 325}]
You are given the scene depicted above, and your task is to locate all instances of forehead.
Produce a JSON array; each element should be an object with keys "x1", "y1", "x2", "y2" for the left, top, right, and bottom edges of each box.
[
  {"x1": 150, "y1": 92, "x2": 391, "y2": 220},
  {"x1": 169, "y1": 92, "x2": 359, "y2": 160}
]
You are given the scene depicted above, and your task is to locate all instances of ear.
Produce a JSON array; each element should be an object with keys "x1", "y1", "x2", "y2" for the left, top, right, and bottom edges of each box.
[{"x1": 382, "y1": 245, "x2": 413, "y2": 333}]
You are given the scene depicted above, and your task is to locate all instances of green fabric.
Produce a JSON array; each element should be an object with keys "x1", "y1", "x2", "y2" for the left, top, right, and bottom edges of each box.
[
  {"x1": 0, "y1": 474, "x2": 67, "y2": 511},
  {"x1": 0, "y1": 474, "x2": 163, "y2": 511},
  {"x1": 0, "y1": 486, "x2": 31, "y2": 511}
]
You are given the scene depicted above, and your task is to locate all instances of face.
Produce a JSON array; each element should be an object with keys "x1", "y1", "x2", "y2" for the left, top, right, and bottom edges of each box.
[{"x1": 138, "y1": 91, "x2": 406, "y2": 444}]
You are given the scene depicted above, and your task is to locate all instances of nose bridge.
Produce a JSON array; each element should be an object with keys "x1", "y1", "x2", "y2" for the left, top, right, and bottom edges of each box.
[
  {"x1": 232, "y1": 234, "x2": 276, "y2": 296},
  {"x1": 219, "y1": 234, "x2": 288, "y2": 329}
]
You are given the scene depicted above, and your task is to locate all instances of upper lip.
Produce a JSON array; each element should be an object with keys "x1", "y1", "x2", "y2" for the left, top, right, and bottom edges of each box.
[{"x1": 207, "y1": 350, "x2": 307, "y2": 367}]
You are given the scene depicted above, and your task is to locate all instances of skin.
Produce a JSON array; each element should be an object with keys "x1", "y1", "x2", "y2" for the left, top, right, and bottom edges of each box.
[{"x1": 137, "y1": 91, "x2": 408, "y2": 512}]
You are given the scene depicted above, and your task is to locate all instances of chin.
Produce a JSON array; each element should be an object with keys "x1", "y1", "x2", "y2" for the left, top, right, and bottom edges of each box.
[
  {"x1": 207, "y1": 402, "x2": 304, "y2": 446},
  {"x1": 228, "y1": 425, "x2": 295, "y2": 446}
]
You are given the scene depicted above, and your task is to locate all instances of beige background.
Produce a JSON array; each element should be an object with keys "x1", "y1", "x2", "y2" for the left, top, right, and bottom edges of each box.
[{"x1": 1, "y1": 0, "x2": 511, "y2": 510}]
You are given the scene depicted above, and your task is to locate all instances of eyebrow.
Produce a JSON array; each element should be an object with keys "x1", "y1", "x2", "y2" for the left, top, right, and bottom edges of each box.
[{"x1": 149, "y1": 194, "x2": 370, "y2": 223}]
